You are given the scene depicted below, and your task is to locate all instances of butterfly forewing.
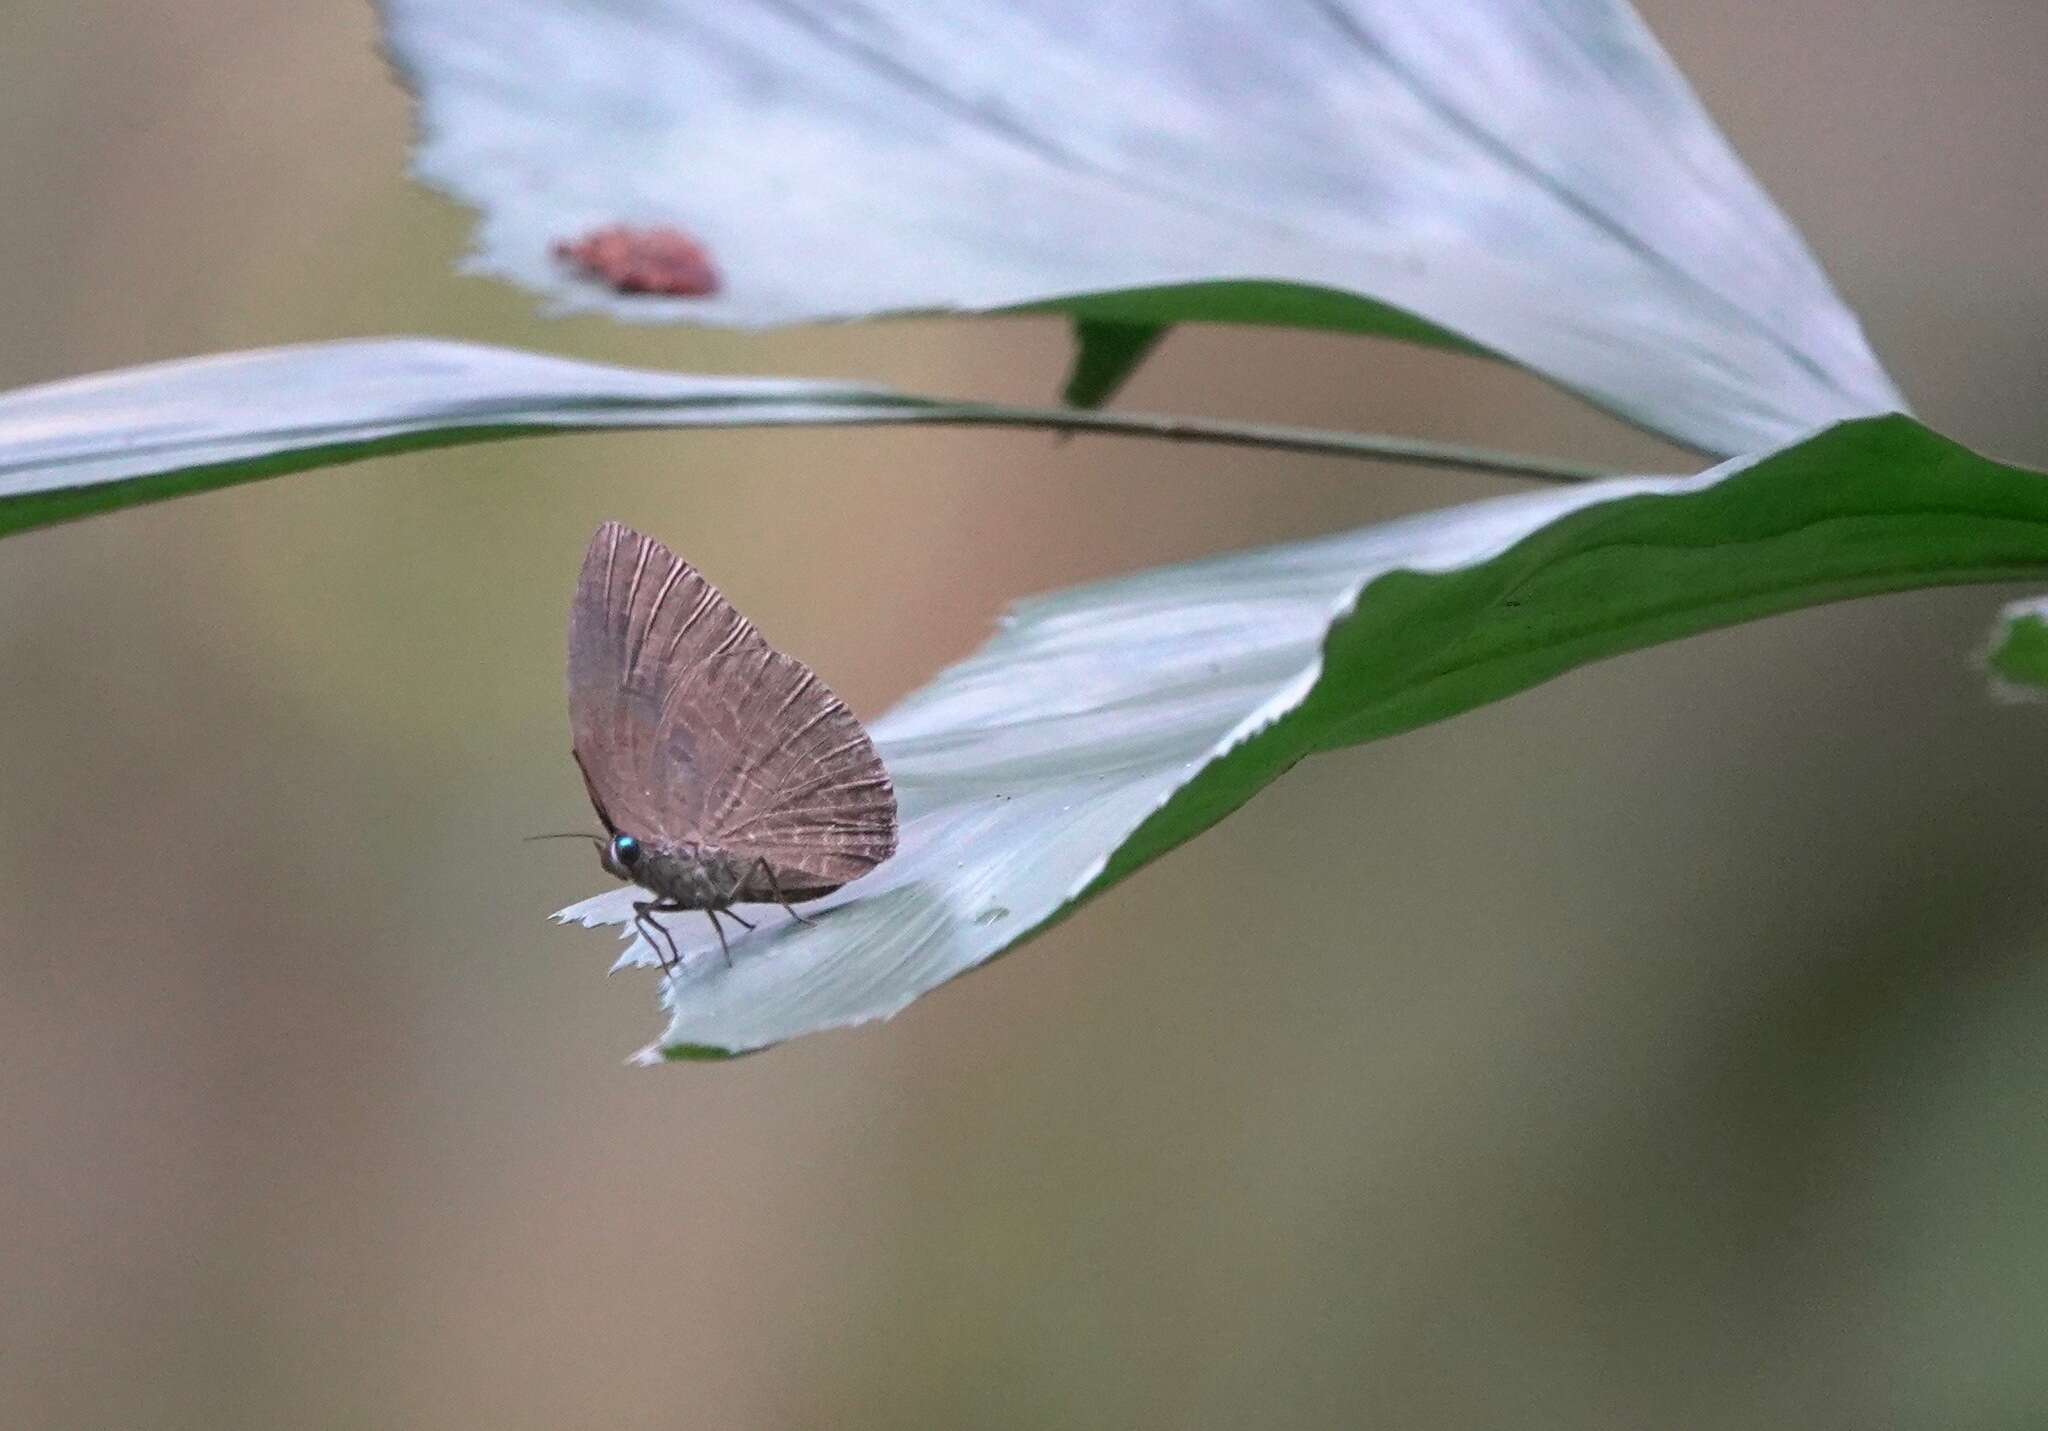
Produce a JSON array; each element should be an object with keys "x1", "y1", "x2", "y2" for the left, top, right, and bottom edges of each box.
[
  {"x1": 568, "y1": 522, "x2": 897, "y2": 891},
  {"x1": 569, "y1": 521, "x2": 749, "y2": 841}
]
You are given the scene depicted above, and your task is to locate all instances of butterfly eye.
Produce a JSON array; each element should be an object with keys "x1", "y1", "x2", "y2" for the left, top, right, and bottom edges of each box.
[{"x1": 610, "y1": 834, "x2": 641, "y2": 867}]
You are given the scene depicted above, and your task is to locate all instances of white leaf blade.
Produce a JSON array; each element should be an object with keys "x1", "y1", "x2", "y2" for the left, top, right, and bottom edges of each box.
[{"x1": 384, "y1": 0, "x2": 1904, "y2": 454}]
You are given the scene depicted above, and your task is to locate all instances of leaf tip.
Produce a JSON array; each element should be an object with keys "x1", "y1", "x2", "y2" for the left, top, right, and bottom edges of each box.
[{"x1": 1061, "y1": 319, "x2": 1168, "y2": 409}]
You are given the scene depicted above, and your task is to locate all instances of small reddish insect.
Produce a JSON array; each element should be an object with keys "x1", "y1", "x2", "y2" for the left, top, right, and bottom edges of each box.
[{"x1": 550, "y1": 224, "x2": 721, "y2": 297}]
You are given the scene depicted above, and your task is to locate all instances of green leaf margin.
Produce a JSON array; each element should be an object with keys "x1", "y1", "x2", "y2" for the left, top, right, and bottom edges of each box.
[{"x1": 1104, "y1": 417, "x2": 2048, "y2": 897}]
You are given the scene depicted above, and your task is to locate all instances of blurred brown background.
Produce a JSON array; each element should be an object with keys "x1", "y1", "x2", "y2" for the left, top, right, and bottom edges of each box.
[{"x1": 2, "y1": 2, "x2": 2045, "y2": 1427}]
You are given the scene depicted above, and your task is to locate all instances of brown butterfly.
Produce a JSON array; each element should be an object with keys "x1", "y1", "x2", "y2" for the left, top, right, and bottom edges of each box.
[{"x1": 562, "y1": 522, "x2": 897, "y2": 971}]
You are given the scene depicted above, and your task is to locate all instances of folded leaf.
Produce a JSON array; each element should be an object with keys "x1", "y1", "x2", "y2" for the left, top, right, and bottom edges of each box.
[
  {"x1": 548, "y1": 416, "x2": 2048, "y2": 1059},
  {"x1": 383, "y1": 0, "x2": 1903, "y2": 455},
  {"x1": 0, "y1": 338, "x2": 1599, "y2": 540}
]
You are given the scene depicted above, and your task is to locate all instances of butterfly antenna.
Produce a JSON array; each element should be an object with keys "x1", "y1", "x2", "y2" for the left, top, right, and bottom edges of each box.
[{"x1": 524, "y1": 832, "x2": 604, "y2": 846}]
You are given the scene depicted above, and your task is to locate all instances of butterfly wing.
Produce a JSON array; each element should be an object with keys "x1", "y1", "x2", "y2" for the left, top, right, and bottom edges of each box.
[
  {"x1": 568, "y1": 522, "x2": 897, "y2": 893},
  {"x1": 568, "y1": 520, "x2": 757, "y2": 842}
]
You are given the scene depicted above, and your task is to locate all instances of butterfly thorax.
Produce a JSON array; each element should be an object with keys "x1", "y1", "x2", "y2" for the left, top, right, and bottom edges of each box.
[{"x1": 617, "y1": 842, "x2": 750, "y2": 911}]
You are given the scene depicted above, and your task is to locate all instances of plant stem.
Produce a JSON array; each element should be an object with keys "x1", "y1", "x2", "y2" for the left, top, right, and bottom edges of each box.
[{"x1": 852, "y1": 400, "x2": 1614, "y2": 484}]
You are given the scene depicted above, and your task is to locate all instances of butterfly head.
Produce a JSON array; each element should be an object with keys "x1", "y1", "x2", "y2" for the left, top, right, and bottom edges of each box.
[{"x1": 601, "y1": 832, "x2": 644, "y2": 881}]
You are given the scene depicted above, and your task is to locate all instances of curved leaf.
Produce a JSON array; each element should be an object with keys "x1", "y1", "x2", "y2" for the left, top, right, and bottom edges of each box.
[
  {"x1": 383, "y1": 0, "x2": 1903, "y2": 455},
  {"x1": 547, "y1": 416, "x2": 2048, "y2": 1060},
  {"x1": 0, "y1": 339, "x2": 1603, "y2": 540}
]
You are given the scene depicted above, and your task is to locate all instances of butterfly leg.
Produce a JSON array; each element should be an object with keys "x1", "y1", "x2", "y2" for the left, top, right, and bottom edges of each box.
[
  {"x1": 712, "y1": 869, "x2": 758, "y2": 930},
  {"x1": 702, "y1": 909, "x2": 735, "y2": 968},
  {"x1": 632, "y1": 899, "x2": 683, "y2": 975},
  {"x1": 752, "y1": 858, "x2": 817, "y2": 927}
]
